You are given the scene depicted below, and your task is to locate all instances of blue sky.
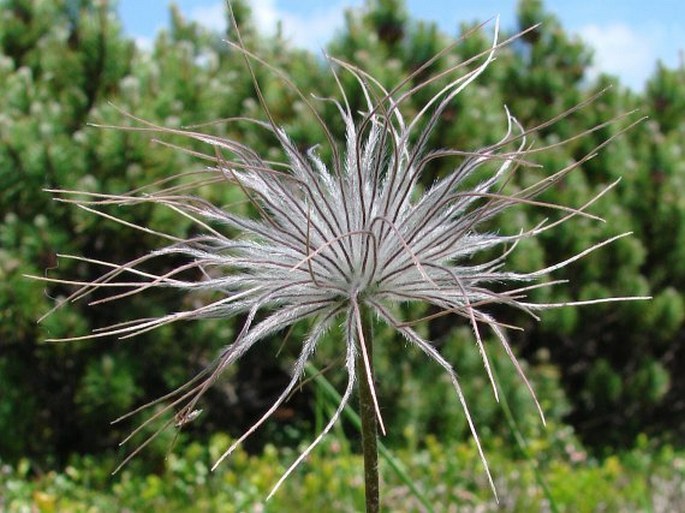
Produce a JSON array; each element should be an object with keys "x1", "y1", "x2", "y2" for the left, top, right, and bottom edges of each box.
[{"x1": 118, "y1": 1, "x2": 685, "y2": 91}]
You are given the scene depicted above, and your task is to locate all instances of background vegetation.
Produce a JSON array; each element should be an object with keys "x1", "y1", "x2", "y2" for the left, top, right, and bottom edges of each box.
[{"x1": 1, "y1": 0, "x2": 683, "y2": 510}]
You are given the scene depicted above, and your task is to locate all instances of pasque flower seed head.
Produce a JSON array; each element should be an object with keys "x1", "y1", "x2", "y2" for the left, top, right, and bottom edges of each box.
[{"x1": 35, "y1": 17, "x2": 646, "y2": 499}]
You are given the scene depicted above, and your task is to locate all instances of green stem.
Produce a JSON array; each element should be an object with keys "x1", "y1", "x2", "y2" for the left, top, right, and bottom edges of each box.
[
  {"x1": 492, "y1": 360, "x2": 560, "y2": 513},
  {"x1": 357, "y1": 305, "x2": 380, "y2": 513},
  {"x1": 305, "y1": 362, "x2": 435, "y2": 513}
]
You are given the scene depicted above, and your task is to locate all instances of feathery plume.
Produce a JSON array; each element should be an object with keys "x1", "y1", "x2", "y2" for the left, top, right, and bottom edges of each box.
[{"x1": 34, "y1": 17, "x2": 646, "y2": 500}]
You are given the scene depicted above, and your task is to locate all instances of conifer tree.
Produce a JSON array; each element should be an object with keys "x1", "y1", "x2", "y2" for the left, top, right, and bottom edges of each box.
[{"x1": 1, "y1": 0, "x2": 136, "y2": 460}]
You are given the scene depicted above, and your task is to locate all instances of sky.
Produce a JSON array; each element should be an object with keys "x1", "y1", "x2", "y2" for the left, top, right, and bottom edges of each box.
[{"x1": 118, "y1": 1, "x2": 685, "y2": 91}]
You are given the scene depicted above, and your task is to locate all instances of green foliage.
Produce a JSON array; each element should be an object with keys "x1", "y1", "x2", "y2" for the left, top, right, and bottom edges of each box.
[
  {"x1": 1, "y1": 434, "x2": 683, "y2": 512},
  {"x1": 362, "y1": 322, "x2": 572, "y2": 449},
  {"x1": 0, "y1": 0, "x2": 138, "y2": 461}
]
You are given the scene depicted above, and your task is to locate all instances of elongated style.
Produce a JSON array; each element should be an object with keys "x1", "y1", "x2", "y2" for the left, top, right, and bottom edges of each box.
[{"x1": 35, "y1": 18, "x2": 645, "y2": 501}]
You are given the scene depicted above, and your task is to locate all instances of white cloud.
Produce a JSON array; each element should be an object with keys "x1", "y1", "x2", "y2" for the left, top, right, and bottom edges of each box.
[
  {"x1": 251, "y1": 0, "x2": 280, "y2": 34},
  {"x1": 134, "y1": 35, "x2": 154, "y2": 52},
  {"x1": 268, "y1": 1, "x2": 354, "y2": 51},
  {"x1": 188, "y1": 3, "x2": 228, "y2": 33},
  {"x1": 577, "y1": 23, "x2": 656, "y2": 91},
  {"x1": 187, "y1": 0, "x2": 356, "y2": 52}
]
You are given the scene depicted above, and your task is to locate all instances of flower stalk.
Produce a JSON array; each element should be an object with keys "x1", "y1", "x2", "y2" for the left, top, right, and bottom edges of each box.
[{"x1": 356, "y1": 304, "x2": 380, "y2": 513}]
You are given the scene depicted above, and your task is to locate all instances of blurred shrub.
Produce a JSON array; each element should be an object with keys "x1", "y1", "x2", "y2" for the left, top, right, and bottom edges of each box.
[{"x1": 1, "y1": 432, "x2": 683, "y2": 512}]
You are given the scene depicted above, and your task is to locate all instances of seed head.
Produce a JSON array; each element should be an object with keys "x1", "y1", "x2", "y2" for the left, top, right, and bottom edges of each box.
[{"x1": 35, "y1": 18, "x2": 645, "y2": 499}]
